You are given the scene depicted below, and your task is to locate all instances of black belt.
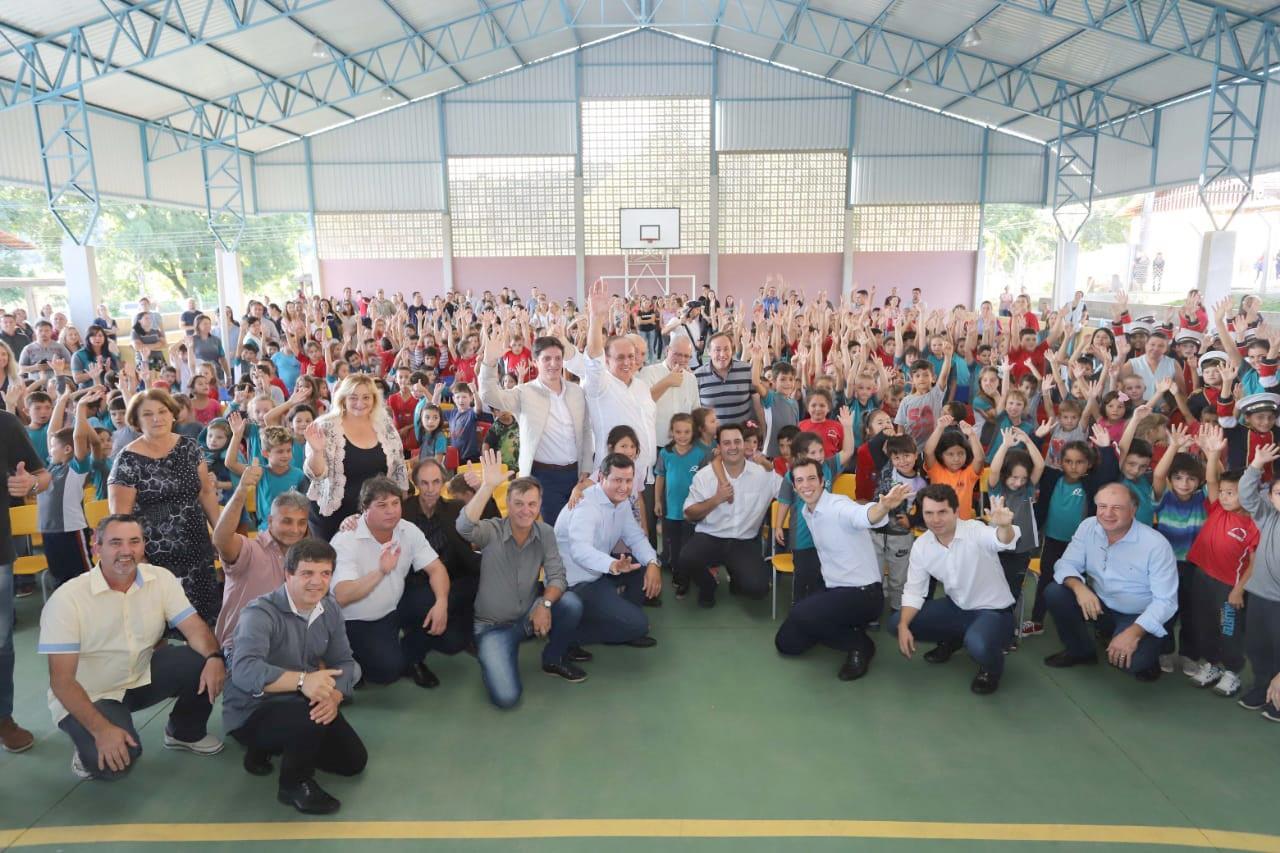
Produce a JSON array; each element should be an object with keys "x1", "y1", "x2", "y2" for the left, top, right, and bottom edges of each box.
[{"x1": 531, "y1": 461, "x2": 577, "y2": 471}]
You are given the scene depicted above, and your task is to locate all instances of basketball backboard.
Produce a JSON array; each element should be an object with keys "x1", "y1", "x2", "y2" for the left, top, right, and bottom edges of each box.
[{"x1": 620, "y1": 208, "x2": 680, "y2": 250}]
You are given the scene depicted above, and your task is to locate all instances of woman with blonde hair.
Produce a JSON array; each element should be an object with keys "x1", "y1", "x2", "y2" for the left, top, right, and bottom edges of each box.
[
  {"x1": 0, "y1": 341, "x2": 17, "y2": 405},
  {"x1": 304, "y1": 373, "x2": 407, "y2": 539}
]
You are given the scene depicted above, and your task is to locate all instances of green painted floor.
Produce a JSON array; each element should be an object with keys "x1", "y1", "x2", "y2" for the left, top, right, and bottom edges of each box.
[{"x1": 2, "y1": 581, "x2": 1278, "y2": 852}]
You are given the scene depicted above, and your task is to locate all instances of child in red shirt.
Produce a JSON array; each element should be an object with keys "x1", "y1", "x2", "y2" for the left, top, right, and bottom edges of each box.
[
  {"x1": 798, "y1": 388, "x2": 843, "y2": 458},
  {"x1": 1185, "y1": 424, "x2": 1260, "y2": 696}
]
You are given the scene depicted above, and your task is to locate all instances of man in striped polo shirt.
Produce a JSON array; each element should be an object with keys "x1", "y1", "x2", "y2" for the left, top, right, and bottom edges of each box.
[{"x1": 693, "y1": 333, "x2": 758, "y2": 427}]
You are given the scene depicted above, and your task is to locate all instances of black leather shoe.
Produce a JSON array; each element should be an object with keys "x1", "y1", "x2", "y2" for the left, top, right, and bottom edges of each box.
[
  {"x1": 626, "y1": 635, "x2": 657, "y2": 648},
  {"x1": 674, "y1": 581, "x2": 690, "y2": 600},
  {"x1": 1043, "y1": 650, "x2": 1099, "y2": 668},
  {"x1": 923, "y1": 639, "x2": 962, "y2": 664},
  {"x1": 971, "y1": 669, "x2": 1000, "y2": 695},
  {"x1": 278, "y1": 778, "x2": 341, "y2": 815},
  {"x1": 838, "y1": 649, "x2": 871, "y2": 681},
  {"x1": 243, "y1": 750, "x2": 273, "y2": 777},
  {"x1": 697, "y1": 591, "x2": 716, "y2": 609},
  {"x1": 566, "y1": 645, "x2": 593, "y2": 663},
  {"x1": 409, "y1": 662, "x2": 440, "y2": 689},
  {"x1": 1134, "y1": 665, "x2": 1162, "y2": 682},
  {"x1": 542, "y1": 662, "x2": 588, "y2": 683}
]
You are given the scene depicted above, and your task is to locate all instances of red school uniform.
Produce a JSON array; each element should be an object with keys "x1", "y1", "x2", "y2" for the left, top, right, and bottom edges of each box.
[
  {"x1": 1186, "y1": 501, "x2": 1259, "y2": 586},
  {"x1": 798, "y1": 417, "x2": 843, "y2": 458}
]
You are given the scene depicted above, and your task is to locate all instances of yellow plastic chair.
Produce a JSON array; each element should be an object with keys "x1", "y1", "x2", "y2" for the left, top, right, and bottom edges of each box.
[
  {"x1": 10, "y1": 505, "x2": 49, "y2": 601},
  {"x1": 494, "y1": 479, "x2": 510, "y2": 517},
  {"x1": 456, "y1": 462, "x2": 510, "y2": 480},
  {"x1": 768, "y1": 500, "x2": 794, "y2": 620},
  {"x1": 84, "y1": 499, "x2": 110, "y2": 531},
  {"x1": 832, "y1": 473, "x2": 857, "y2": 500}
]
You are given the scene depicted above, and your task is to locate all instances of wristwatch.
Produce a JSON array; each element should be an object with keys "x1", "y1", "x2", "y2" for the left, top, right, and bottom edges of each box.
[
  {"x1": 296, "y1": 671, "x2": 306, "y2": 693},
  {"x1": 539, "y1": 598, "x2": 552, "y2": 609}
]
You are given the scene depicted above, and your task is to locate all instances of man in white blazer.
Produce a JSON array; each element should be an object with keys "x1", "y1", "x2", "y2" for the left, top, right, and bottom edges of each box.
[{"x1": 478, "y1": 331, "x2": 594, "y2": 525}]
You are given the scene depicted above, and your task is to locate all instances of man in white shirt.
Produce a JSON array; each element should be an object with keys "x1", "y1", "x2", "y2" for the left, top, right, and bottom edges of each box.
[
  {"x1": 331, "y1": 476, "x2": 452, "y2": 689},
  {"x1": 888, "y1": 484, "x2": 1019, "y2": 695},
  {"x1": 638, "y1": 334, "x2": 700, "y2": 547},
  {"x1": 555, "y1": 454, "x2": 661, "y2": 652},
  {"x1": 478, "y1": 332, "x2": 593, "y2": 526},
  {"x1": 678, "y1": 423, "x2": 782, "y2": 608},
  {"x1": 775, "y1": 459, "x2": 913, "y2": 681}
]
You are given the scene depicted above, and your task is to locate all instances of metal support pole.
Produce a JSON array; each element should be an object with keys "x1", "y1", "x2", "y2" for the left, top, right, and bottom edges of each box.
[
  {"x1": 201, "y1": 114, "x2": 247, "y2": 252},
  {"x1": 1051, "y1": 87, "x2": 1098, "y2": 243},
  {"x1": 33, "y1": 85, "x2": 100, "y2": 245},
  {"x1": 709, "y1": 52, "x2": 720, "y2": 294},
  {"x1": 1197, "y1": 24, "x2": 1269, "y2": 230},
  {"x1": 438, "y1": 96, "x2": 454, "y2": 294}
]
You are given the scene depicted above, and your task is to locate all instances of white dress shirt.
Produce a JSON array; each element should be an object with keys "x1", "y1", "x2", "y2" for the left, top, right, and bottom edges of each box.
[
  {"x1": 639, "y1": 361, "x2": 700, "y2": 447},
  {"x1": 684, "y1": 462, "x2": 782, "y2": 540},
  {"x1": 801, "y1": 492, "x2": 887, "y2": 588},
  {"x1": 331, "y1": 518, "x2": 439, "y2": 622},
  {"x1": 533, "y1": 377, "x2": 578, "y2": 466},
  {"x1": 903, "y1": 519, "x2": 1018, "y2": 612},
  {"x1": 567, "y1": 351, "x2": 657, "y2": 481},
  {"x1": 554, "y1": 485, "x2": 659, "y2": 586}
]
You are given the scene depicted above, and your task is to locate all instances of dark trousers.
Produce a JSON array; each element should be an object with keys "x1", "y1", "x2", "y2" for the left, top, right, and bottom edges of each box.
[
  {"x1": 662, "y1": 518, "x2": 689, "y2": 573},
  {"x1": 676, "y1": 533, "x2": 769, "y2": 603},
  {"x1": 571, "y1": 571, "x2": 648, "y2": 646},
  {"x1": 792, "y1": 548, "x2": 825, "y2": 603},
  {"x1": 1000, "y1": 550, "x2": 1032, "y2": 641},
  {"x1": 1243, "y1": 593, "x2": 1280, "y2": 710},
  {"x1": 641, "y1": 479, "x2": 658, "y2": 553},
  {"x1": 1043, "y1": 581, "x2": 1173, "y2": 675},
  {"x1": 232, "y1": 696, "x2": 367, "y2": 788},
  {"x1": 775, "y1": 583, "x2": 882, "y2": 657},
  {"x1": 344, "y1": 611, "x2": 404, "y2": 684},
  {"x1": 399, "y1": 575, "x2": 476, "y2": 666},
  {"x1": 1191, "y1": 568, "x2": 1247, "y2": 672},
  {"x1": 1164, "y1": 560, "x2": 1200, "y2": 660},
  {"x1": 531, "y1": 463, "x2": 578, "y2": 528},
  {"x1": 43, "y1": 528, "x2": 92, "y2": 585},
  {"x1": 57, "y1": 645, "x2": 212, "y2": 780},
  {"x1": 886, "y1": 599, "x2": 1014, "y2": 675},
  {"x1": 1031, "y1": 536, "x2": 1070, "y2": 623}
]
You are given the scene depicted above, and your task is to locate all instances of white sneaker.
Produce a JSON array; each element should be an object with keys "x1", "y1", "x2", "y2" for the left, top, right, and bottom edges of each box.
[
  {"x1": 1213, "y1": 670, "x2": 1242, "y2": 697},
  {"x1": 1158, "y1": 654, "x2": 1176, "y2": 673},
  {"x1": 163, "y1": 732, "x2": 224, "y2": 756},
  {"x1": 1181, "y1": 656, "x2": 1202, "y2": 677},
  {"x1": 1190, "y1": 662, "x2": 1222, "y2": 687},
  {"x1": 71, "y1": 751, "x2": 92, "y2": 780}
]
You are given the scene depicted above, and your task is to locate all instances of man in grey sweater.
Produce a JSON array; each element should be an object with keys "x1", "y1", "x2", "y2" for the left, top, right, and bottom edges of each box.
[
  {"x1": 457, "y1": 448, "x2": 585, "y2": 708},
  {"x1": 223, "y1": 538, "x2": 367, "y2": 815},
  {"x1": 1239, "y1": 445, "x2": 1280, "y2": 720}
]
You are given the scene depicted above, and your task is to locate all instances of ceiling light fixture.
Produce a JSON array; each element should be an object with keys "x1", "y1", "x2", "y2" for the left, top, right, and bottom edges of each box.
[
  {"x1": 963, "y1": 27, "x2": 982, "y2": 48},
  {"x1": 311, "y1": 39, "x2": 329, "y2": 59},
  {"x1": 901, "y1": 78, "x2": 913, "y2": 94},
  {"x1": 381, "y1": 90, "x2": 397, "y2": 103}
]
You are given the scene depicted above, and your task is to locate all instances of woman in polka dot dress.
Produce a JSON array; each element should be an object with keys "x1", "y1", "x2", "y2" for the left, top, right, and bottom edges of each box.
[{"x1": 108, "y1": 388, "x2": 222, "y2": 624}]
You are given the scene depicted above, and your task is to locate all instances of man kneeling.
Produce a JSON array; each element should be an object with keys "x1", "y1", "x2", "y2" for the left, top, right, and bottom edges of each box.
[
  {"x1": 774, "y1": 458, "x2": 913, "y2": 680},
  {"x1": 223, "y1": 538, "x2": 366, "y2": 815},
  {"x1": 888, "y1": 485, "x2": 1018, "y2": 695}
]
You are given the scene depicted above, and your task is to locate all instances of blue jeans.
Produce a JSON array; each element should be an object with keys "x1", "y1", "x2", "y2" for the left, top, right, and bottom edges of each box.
[
  {"x1": 887, "y1": 597, "x2": 1013, "y2": 675},
  {"x1": 1044, "y1": 581, "x2": 1169, "y2": 675},
  {"x1": 0, "y1": 563, "x2": 12, "y2": 718},
  {"x1": 473, "y1": 592, "x2": 583, "y2": 709},
  {"x1": 571, "y1": 572, "x2": 648, "y2": 646},
  {"x1": 532, "y1": 464, "x2": 579, "y2": 528}
]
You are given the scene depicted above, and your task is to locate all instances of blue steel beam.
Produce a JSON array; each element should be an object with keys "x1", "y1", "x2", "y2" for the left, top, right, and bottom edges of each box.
[
  {"x1": 663, "y1": 0, "x2": 1156, "y2": 143},
  {"x1": 821, "y1": 0, "x2": 899, "y2": 78},
  {"x1": 983, "y1": 0, "x2": 1279, "y2": 78},
  {"x1": 374, "y1": 0, "x2": 470, "y2": 85},
  {"x1": 34, "y1": 87, "x2": 101, "y2": 245},
  {"x1": 143, "y1": 0, "x2": 574, "y2": 157},
  {"x1": 887, "y1": 3, "x2": 1005, "y2": 97},
  {"x1": 768, "y1": 0, "x2": 809, "y2": 62},
  {"x1": 0, "y1": 0, "x2": 337, "y2": 111},
  {"x1": 477, "y1": 0, "x2": 529, "y2": 64}
]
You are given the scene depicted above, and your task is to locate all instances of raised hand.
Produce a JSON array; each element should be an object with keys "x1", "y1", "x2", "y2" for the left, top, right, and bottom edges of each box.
[
  {"x1": 239, "y1": 463, "x2": 263, "y2": 490},
  {"x1": 1168, "y1": 422, "x2": 1192, "y2": 451},
  {"x1": 6, "y1": 461, "x2": 35, "y2": 498},
  {"x1": 1090, "y1": 422, "x2": 1112, "y2": 447},
  {"x1": 1251, "y1": 443, "x2": 1280, "y2": 470},
  {"x1": 1219, "y1": 361, "x2": 1238, "y2": 392},
  {"x1": 479, "y1": 447, "x2": 507, "y2": 489},
  {"x1": 957, "y1": 419, "x2": 975, "y2": 437},
  {"x1": 988, "y1": 495, "x2": 1014, "y2": 527},
  {"x1": 878, "y1": 482, "x2": 914, "y2": 510},
  {"x1": 1197, "y1": 423, "x2": 1226, "y2": 455},
  {"x1": 837, "y1": 405, "x2": 854, "y2": 431},
  {"x1": 1035, "y1": 418, "x2": 1058, "y2": 438},
  {"x1": 378, "y1": 540, "x2": 402, "y2": 575},
  {"x1": 304, "y1": 419, "x2": 325, "y2": 452}
]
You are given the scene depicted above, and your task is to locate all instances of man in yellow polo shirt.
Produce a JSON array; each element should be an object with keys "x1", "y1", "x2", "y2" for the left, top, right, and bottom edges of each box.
[{"x1": 38, "y1": 514, "x2": 227, "y2": 780}]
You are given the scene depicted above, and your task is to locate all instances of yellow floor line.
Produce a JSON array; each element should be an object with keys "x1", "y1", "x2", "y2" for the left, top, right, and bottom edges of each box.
[{"x1": 1, "y1": 820, "x2": 1278, "y2": 851}]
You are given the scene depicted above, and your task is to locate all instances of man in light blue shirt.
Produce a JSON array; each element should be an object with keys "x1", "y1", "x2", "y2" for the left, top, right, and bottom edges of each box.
[
  {"x1": 554, "y1": 453, "x2": 661, "y2": 651},
  {"x1": 1043, "y1": 483, "x2": 1178, "y2": 680}
]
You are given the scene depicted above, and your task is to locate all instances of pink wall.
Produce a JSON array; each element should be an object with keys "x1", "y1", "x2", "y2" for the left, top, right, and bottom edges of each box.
[
  {"x1": 453, "y1": 256, "x2": 576, "y2": 302},
  {"x1": 852, "y1": 251, "x2": 976, "y2": 310},
  {"x1": 320, "y1": 250, "x2": 976, "y2": 308},
  {"x1": 320, "y1": 258, "x2": 444, "y2": 300}
]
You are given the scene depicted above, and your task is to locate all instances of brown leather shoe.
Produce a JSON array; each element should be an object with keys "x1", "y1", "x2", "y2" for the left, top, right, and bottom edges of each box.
[{"x1": 0, "y1": 716, "x2": 34, "y2": 753}]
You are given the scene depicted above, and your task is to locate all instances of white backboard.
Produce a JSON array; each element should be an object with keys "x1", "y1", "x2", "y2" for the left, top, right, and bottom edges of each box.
[{"x1": 619, "y1": 208, "x2": 680, "y2": 250}]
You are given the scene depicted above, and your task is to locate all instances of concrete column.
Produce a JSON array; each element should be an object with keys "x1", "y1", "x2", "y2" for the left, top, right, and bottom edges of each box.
[
  {"x1": 215, "y1": 247, "x2": 244, "y2": 354},
  {"x1": 440, "y1": 213, "x2": 454, "y2": 295},
  {"x1": 1197, "y1": 230, "x2": 1236, "y2": 307},
  {"x1": 972, "y1": 245, "x2": 986, "y2": 310},
  {"x1": 841, "y1": 207, "x2": 855, "y2": 298},
  {"x1": 574, "y1": 175, "x2": 585, "y2": 305},
  {"x1": 61, "y1": 240, "x2": 101, "y2": 333},
  {"x1": 708, "y1": 173, "x2": 719, "y2": 292},
  {"x1": 1053, "y1": 238, "x2": 1079, "y2": 308}
]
